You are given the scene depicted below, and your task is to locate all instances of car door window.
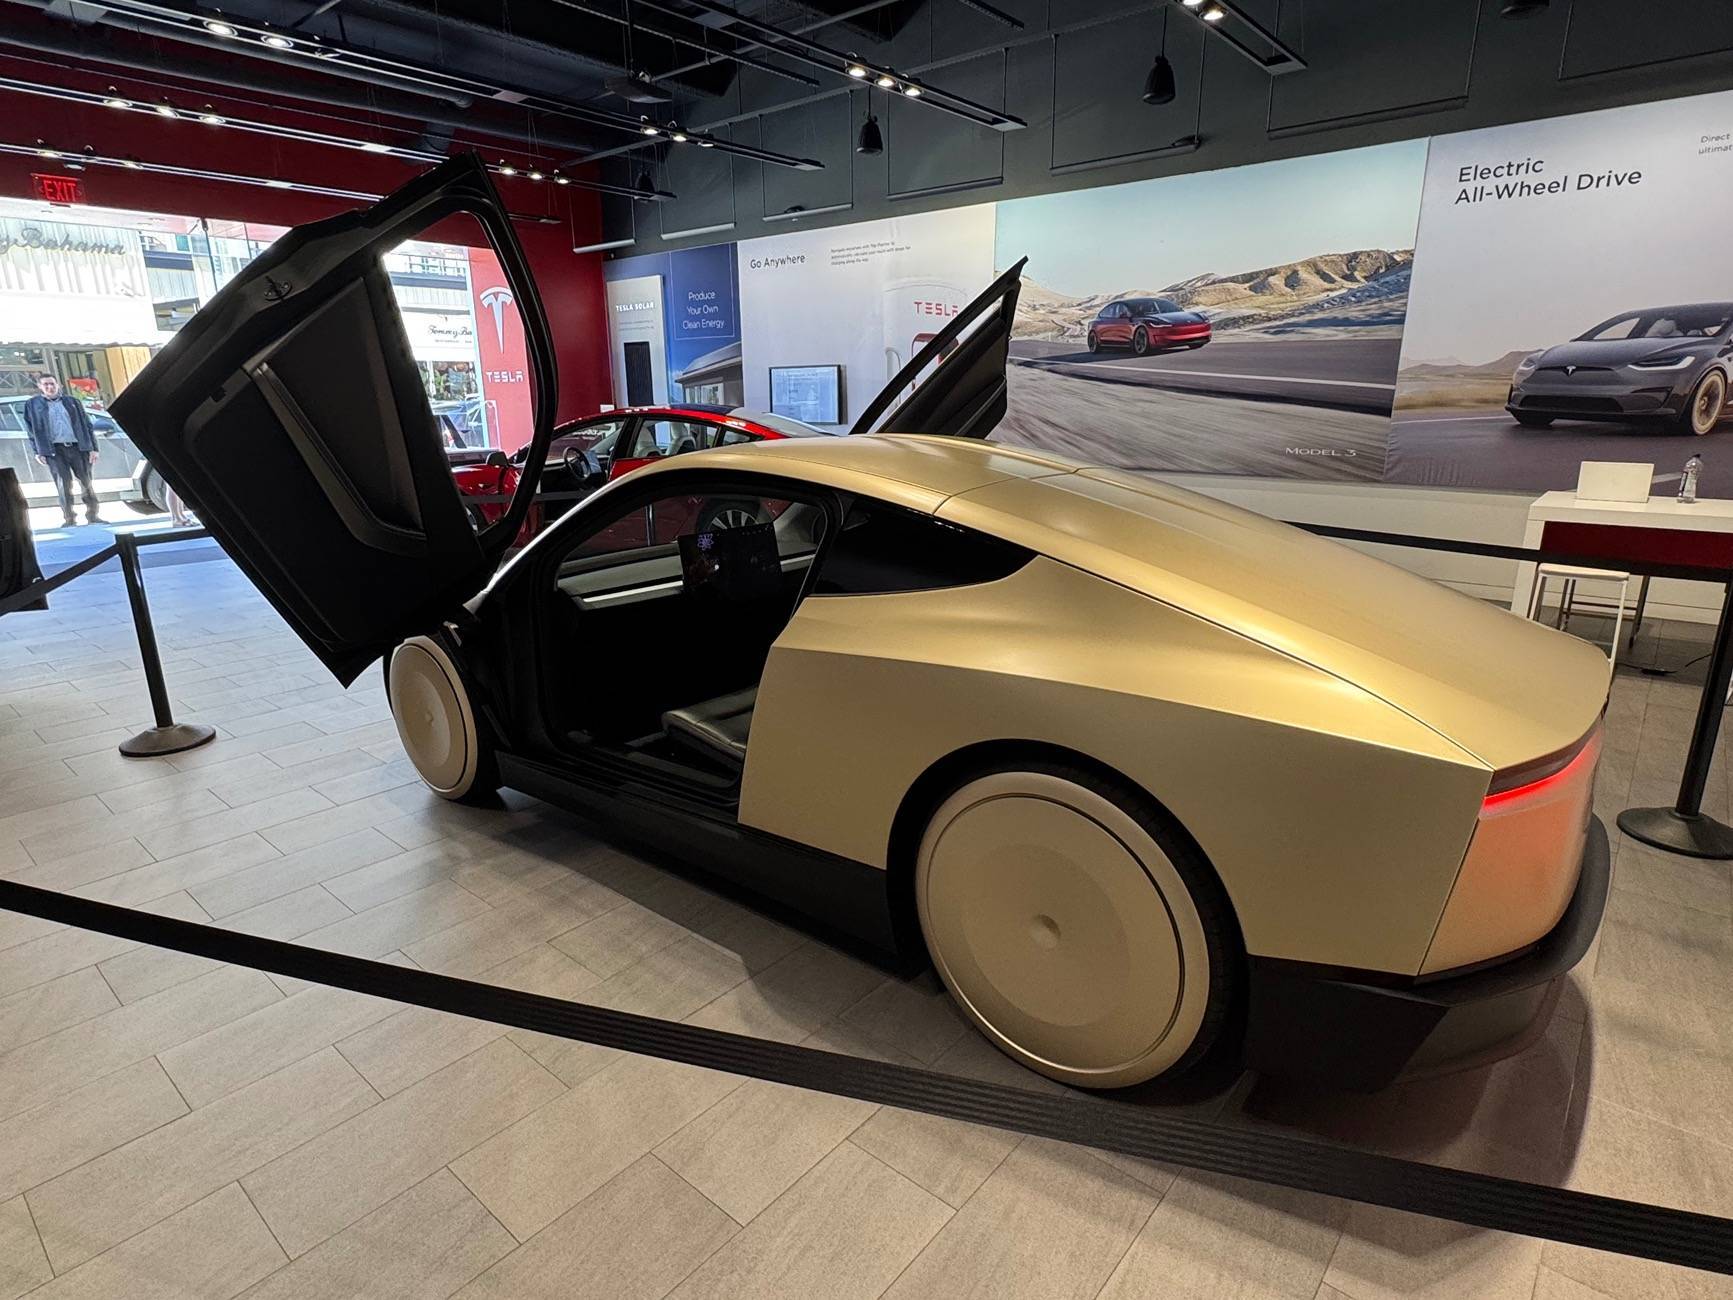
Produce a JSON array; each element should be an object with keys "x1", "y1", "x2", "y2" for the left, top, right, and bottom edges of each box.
[
  {"x1": 717, "y1": 426, "x2": 760, "y2": 447},
  {"x1": 813, "y1": 497, "x2": 1031, "y2": 595},
  {"x1": 629, "y1": 418, "x2": 717, "y2": 460}
]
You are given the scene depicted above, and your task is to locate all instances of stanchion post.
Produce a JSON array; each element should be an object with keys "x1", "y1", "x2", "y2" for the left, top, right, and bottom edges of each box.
[
  {"x1": 1618, "y1": 577, "x2": 1733, "y2": 858},
  {"x1": 116, "y1": 532, "x2": 216, "y2": 758}
]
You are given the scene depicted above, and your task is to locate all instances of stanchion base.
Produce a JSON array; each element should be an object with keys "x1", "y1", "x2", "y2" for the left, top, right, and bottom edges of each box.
[
  {"x1": 119, "y1": 723, "x2": 216, "y2": 758},
  {"x1": 1616, "y1": 806, "x2": 1733, "y2": 859}
]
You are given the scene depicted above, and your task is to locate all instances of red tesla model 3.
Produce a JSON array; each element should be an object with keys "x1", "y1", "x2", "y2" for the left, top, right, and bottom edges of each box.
[
  {"x1": 1087, "y1": 297, "x2": 1211, "y2": 356},
  {"x1": 448, "y1": 404, "x2": 830, "y2": 543}
]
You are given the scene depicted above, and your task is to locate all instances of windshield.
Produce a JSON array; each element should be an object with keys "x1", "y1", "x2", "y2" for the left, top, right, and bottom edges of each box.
[
  {"x1": 1125, "y1": 298, "x2": 1182, "y2": 316},
  {"x1": 1578, "y1": 307, "x2": 1733, "y2": 341}
]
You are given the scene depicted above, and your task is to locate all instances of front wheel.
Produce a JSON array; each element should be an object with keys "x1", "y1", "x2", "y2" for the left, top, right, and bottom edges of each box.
[
  {"x1": 1680, "y1": 370, "x2": 1728, "y2": 436},
  {"x1": 387, "y1": 636, "x2": 499, "y2": 804},
  {"x1": 914, "y1": 763, "x2": 1238, "y2": 1088},
  {"x1": 1087, "y1": 330, "x2": 1101, "y2": 354},
  {"x1": 1131, "y1": 327, "x2": 1150, "y2": 357}
]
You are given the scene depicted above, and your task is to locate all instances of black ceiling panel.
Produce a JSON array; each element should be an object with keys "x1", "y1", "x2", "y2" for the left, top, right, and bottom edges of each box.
[
  {"x1": 760, "y1": 94, "x2": 856, "y2": 216},
  {"x1": 885, "y1": 49, "x2": 1006, "y2": 198},
  {"x1": 1561, "y1": 0, "x2": 1733, "y2": 78},
  {"x1": 1051, "y1": 9, "x2": 1206, "y2": 172}
]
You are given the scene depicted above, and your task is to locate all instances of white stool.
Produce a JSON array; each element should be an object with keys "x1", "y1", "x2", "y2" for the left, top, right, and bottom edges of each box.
[{"x1": 1526, "y1": 563, "x2": 1633, "y2": 667}]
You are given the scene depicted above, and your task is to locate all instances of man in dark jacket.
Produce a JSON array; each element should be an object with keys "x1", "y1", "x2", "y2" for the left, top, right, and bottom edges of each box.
[{"x1": 24, "y1": 372, "x2": 102, "y2": 526}]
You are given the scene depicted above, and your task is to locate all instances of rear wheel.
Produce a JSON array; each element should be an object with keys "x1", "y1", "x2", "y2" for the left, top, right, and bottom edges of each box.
[
  {"x1": 914, "y1": 763, "x2": 1237, "y2": 1088},
  {"x1": 1087, "y1": 330, "x2": 1101, "y2": 354},
  {"x1": 1681, "y1": 370, "x2": 1728, "y2": 436},
  {"x1": 1131, "y1": 327, "x2": 1150, "y2": 357},
  {"x1": 126, "y1": 464, "x2": 169, "y2": 516},
  {"x1": 1513, "y1": 412, "x2": 1554, "y2": 429},
  {"x1": 387, "y1": 636, "x2": 498, "y2": 804}
]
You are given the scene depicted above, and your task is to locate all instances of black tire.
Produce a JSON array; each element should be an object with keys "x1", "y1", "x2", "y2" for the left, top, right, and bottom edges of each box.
[
  {"x1": 1131, "y1": 327, "x2": 1150, "y2": 357},
  {"x1": 1679, "y1": 369, "x2": 1728, "y2": 437},
  {"x1": 1513, "y1": 412, "x2": 1554, "y2": 428},
  {"x1": 1087, "y1": 330, "x2": 1101, "y2": 354},
  {"x1": 126, "y1": 464, "x2": 169, "y2": 515},
  {"x1": 913, "y1": 758, "x2": 1240, "y2": 1088}
]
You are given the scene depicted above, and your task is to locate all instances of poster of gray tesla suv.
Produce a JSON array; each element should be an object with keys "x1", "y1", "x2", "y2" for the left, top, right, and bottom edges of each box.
[{"x1": 1505, "y1": 303, "x2": 1733, "y2": 437}]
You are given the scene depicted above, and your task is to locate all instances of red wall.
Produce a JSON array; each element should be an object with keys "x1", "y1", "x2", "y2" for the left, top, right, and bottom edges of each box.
[{"x1": 0, "y1": 73, "x2": 612, "y2": 423}]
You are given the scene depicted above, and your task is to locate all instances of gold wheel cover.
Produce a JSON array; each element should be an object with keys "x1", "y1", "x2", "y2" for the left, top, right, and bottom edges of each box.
[
  {"x1": 388, "y1": 636, "x2": 478, "y2": 800},
  {"x1": 916, "y1": 772, "x2": 1210, "y2": 1088}
]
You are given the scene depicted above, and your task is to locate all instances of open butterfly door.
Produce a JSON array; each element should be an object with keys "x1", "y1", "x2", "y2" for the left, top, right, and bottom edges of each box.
[
  {"x1": 112, "y1": 154, "x2": 557, "y2": 684},
  {"x1": 847, "y1": 256, "x2": 1026, "y2": 441}
]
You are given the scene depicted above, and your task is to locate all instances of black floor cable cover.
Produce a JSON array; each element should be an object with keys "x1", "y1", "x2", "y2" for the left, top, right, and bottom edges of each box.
[{"x1": 2, "y1": 876, "x2": 1730, "y2": 1276}]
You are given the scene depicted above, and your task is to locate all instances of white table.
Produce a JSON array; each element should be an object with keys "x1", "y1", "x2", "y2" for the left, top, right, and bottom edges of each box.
[{"x1": 1511, "y1": 491, "x2": 1733, "y2": 623}]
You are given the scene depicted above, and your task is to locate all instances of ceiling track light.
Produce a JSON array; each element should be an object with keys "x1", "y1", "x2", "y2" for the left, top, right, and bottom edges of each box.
[
  {"x1": 154, "y1": 100, "x2": 178, "y2": 117},
  {"x1": 69, "y1": 0, "x2": 826, "y2": 167},
  {"x1": 498, "y1": 162, "x2": 518, "y2": 175},
  {"x1": 901, "y1": 82, "x2": 922, "y2": 98},
  {"x1": 34, "y1": 141, "x2": 59, "y2": 158},
  {"x1": 1500, "y1": 0, "x2": 1549, "y2": 14},
  {"x1": 528, "y1": 169, "x2": 545, "y2": 180},
  {"x1": 198, "y1": 106, "x2": 224, "y2": 125},
  {"x1": 1172, "y1": 0, "x2": 1306, "y2": 74},
  {"x1": 668, "y1": 127, "x2": 688, "y2": 142},
  {"x1": 102, "y1": 88, "x2": 131, "y2": 109},
  {"x1": 202, "y1": 17, "x2": 237, "y2": 36},
  {"x1": 639, "y1": 118, "x2": 660, "y2": 136},
  {"x1": 846, "y1": 59, "x2": 868, "y2": 78},
  {"x1": 874, "y1": 72, "x2": 896, "y2": 89}
]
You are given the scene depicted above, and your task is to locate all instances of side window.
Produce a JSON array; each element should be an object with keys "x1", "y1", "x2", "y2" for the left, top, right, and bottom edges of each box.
[
  {"x1": 718, "y1": 426, "x2": 759, "y2": 447},
  {"x1": 813, "y1": 498, "x2": 1032, "y2": 596},
  {"x1": 630, "y1": 418, "x2": 715, "y2": 459},
  {"x1": 0, "y1": 403, "x2": 25, "y2": 434}
]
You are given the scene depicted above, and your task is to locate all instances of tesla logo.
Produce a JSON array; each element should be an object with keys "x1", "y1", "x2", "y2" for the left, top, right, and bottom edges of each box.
[
  {"x1": 1564, "y1": 365, "x2": 1577, "y2": 376},
  {"x1": 479, "y1": 286, "x2": 514, "y2": 348}
]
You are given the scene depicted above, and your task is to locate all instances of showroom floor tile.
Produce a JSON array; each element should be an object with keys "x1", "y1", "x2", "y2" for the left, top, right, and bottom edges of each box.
[{"x1": 1, "y1": 553, "x2": 1732, "y2": 1297}]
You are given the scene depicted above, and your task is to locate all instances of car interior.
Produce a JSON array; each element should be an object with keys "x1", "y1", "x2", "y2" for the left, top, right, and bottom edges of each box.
[{"x1": 539, "y1": 482, "x2": 833, "y2": 790}]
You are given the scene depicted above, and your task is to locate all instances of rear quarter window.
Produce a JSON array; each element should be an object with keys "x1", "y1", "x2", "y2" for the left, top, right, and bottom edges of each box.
[{"x1": 813, "y1": 498, "x2": 1032, "y2": 595}]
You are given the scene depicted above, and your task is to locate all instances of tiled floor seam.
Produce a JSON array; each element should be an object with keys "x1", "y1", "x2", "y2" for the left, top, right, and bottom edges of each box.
[{"x1": 838, "y1": 1135, "x2": 962, "y2": 1299}]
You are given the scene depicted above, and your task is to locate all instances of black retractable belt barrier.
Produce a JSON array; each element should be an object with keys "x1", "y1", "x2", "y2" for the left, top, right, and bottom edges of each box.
[
  {"x1": 2, "y1": 873, "x2": 1731, "y2": 1276},
  {"x1": 113, "y1": 531, "x2": 216, "y2": 758}
]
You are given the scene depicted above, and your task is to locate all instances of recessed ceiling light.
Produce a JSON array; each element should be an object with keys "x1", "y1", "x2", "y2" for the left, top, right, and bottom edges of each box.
[
  {"x1": 1202, "y1": 5, "x2": 1226, "y2": 20},
  {"x1": 265, "y1": 177, "x2": 292, "y2": 188},
  {"x1": 260, "y1": 33, "x2": 294, "y2": 49},
  {"x1": 902, "y1": 82, "x2": 922, "y2": 97},
  {"x1": 199, "y1": 107, "x2": 224, "y2": 124},
  {"x1": 360, "y1": 141, "x2": 390, "y2": 153},
  {"x1": 155, "y1": 101, "x2": 178, "y2": 117},
  {"x1": 203, "y1": 18, "x2": 237, "y2": 36},
  {"x1": 875, "y1": 72, "x2": 895, "y2": 88},
  {"x1": 846, "y1": 62, "x2": 867, "y2": 78}
]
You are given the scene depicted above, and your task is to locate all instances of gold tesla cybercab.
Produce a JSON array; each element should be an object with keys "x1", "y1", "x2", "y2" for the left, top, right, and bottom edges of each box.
[{"x1": 115, "y1": 157, "x2": 1611, "y2": 1092}]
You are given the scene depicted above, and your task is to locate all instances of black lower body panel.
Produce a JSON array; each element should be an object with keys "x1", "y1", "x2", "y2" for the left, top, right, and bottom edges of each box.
[
  {"x1": 498, "y1": 751, "x2": 904, "y2": 957},
  {"x1": 1243, "y1": 816, "x2": 1610, "y2": 1093}
]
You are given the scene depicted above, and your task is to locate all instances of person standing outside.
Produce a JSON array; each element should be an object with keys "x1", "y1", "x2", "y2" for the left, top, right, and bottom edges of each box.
[{"x1": 24, "y1": 372, "x2": 102, "y2": 527}]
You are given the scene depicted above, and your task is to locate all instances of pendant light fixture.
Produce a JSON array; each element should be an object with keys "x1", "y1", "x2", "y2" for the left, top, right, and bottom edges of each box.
[
  {"x1": 1143, "y1": 8, "x2": 1177, "y2": 106},
  {"x1": 856, "y1": 89, "x2": 883, "y2": 155}
]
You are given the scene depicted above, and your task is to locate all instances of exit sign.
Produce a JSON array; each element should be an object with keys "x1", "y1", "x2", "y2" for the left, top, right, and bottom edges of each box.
[{"x1": 31, "y1": 173, "x2": 86, "y2": 205}]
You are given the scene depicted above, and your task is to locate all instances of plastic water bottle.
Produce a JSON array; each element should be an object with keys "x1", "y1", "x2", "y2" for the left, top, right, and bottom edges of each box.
[{"x1": 1680, "y1": 454, "x2": 1703, "y2": 504}]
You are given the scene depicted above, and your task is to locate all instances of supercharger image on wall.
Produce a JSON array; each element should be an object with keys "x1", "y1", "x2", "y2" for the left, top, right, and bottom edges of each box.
[{"x1": 736, "y1": 205, "x2": 996, "y2": 431}]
